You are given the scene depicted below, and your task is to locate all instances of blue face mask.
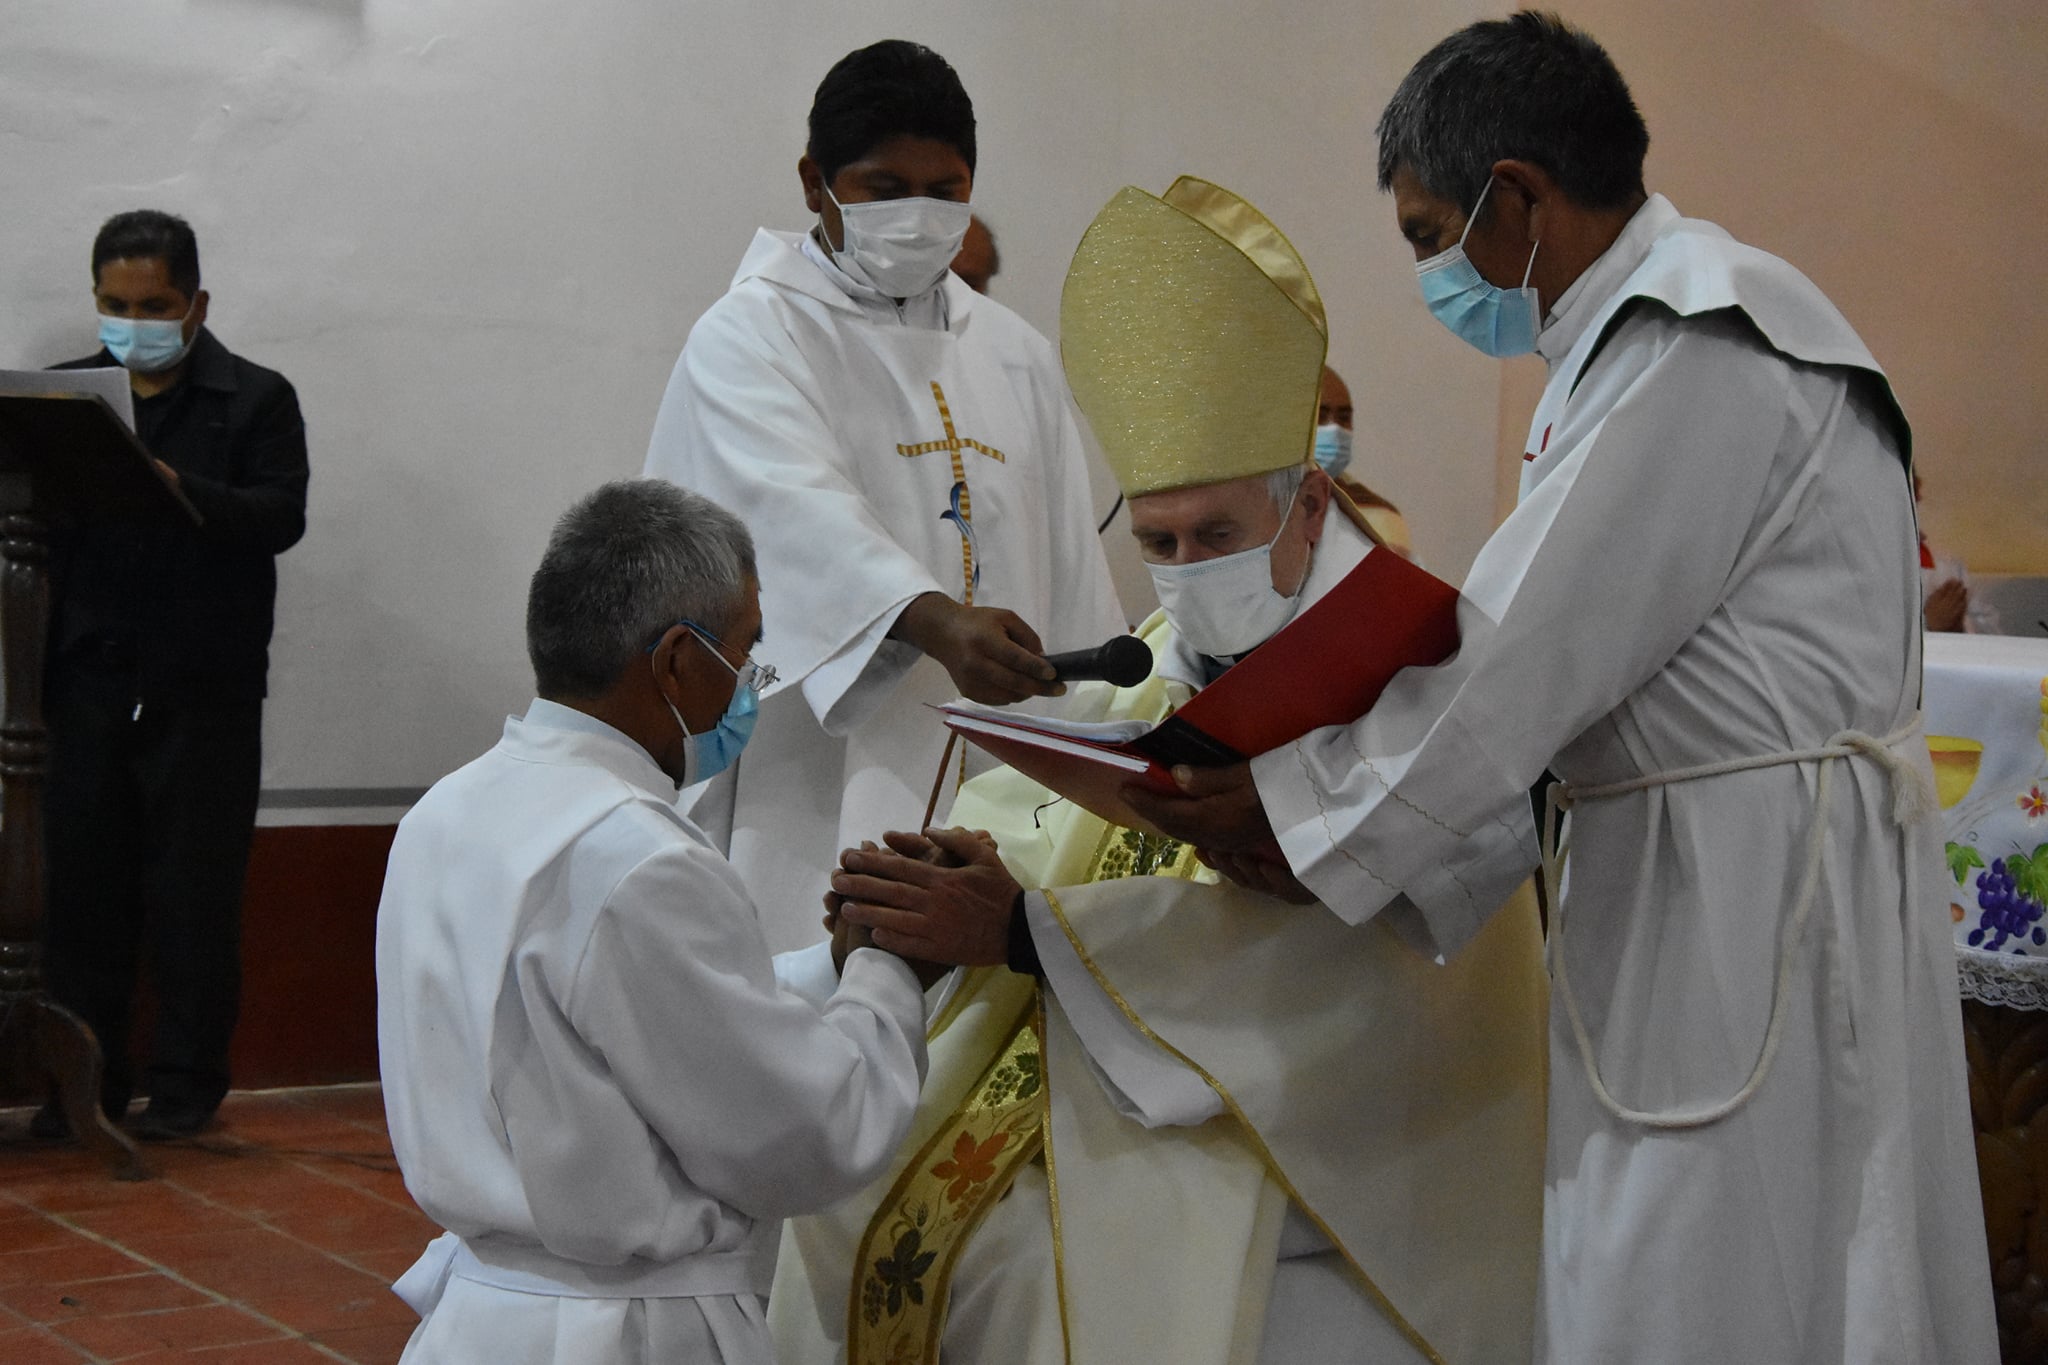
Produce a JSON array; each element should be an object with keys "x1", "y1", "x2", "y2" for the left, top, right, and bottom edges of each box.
[
  {"x1": 655, "y1": 621, "x2": 773, "y2": 786},
  {"x1": 1312, "y1": 424, "x2": 1353, "y2": 478},
  {"x1": 1415, "y1": 177, "x2": 1542, "y2": 358},
  {"x1": 98, "y1": 302, "x2": 196, "y2": 374}
]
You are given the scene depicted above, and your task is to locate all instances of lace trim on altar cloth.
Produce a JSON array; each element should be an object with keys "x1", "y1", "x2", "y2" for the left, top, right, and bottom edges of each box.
[{"x1": 1959, "y1": 946, "x2": 2048, "y2": 1011}]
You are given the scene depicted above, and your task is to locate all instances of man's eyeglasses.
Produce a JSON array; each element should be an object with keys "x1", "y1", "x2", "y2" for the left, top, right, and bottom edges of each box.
[{"x1": 647, "y1": 618, "x2": 777, "y2": 693}]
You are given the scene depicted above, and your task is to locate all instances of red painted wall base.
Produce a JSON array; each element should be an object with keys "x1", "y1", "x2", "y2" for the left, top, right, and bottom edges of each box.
[{"x1": 2, "y1": 823, "x2": 395, "y2": 1103}]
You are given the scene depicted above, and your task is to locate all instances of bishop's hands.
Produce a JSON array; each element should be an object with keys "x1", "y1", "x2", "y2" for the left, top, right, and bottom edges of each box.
[
  {"x1": 890, "y1": 592, "x2": 1065, "y2": 704},
  {"x1": 832, "y1": 827, "x2": 1020, "y2": 969},
  {"x1": 1122, "y1": 762, "x2": 1317, "y2": 904},
  {"x1": 1199, "y1": 849, "x2": 1318, "y2": 904},
  {"x1": 1121, "y1": 761, "x2": 1273, "y2": 852},
  {"x1": 826, "y1": 841, "x2": 943, "y2": 989}
]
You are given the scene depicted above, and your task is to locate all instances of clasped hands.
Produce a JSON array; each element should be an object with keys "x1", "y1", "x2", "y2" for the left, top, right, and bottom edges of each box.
[
  {"x1": 826, "y1": 761, "x2": 1315, "y2": 983},
  {"x1": 826, "y1": 827, "x2": 1020, "y2": 984}
]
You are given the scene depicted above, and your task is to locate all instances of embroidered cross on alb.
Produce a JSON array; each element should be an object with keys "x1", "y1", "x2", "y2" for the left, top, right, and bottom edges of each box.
[{"x1": 896, "y1": 381, "x2": 1006, "y2": 604}]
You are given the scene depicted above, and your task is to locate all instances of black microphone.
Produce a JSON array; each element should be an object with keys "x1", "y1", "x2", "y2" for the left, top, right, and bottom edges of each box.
[{"x1": 1045, "y1": 634, "x2": 1153, "y2": 687}]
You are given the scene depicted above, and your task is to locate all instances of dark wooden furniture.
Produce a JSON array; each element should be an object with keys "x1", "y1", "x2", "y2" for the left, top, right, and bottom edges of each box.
[{"x1": 0, "y1": 390, "x2": 200, "y2": 1180}]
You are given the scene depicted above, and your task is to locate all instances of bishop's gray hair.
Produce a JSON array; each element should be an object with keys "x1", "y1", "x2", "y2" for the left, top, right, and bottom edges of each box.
[
  {"x1": 526, "y1": 479, "x2": 756, "y2": 700},
  {"x1": 1375, "y1": 11, "x2": 1649, "y2": 219},
  {"x1": 1266, "y1": 462, "x2": 1307, "y2": 518}
]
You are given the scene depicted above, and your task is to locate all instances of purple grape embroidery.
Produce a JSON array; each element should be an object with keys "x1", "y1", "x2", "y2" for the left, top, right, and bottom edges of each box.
[{"x1": 1972, "y1": 855, "x2": 2048, "y2": 953}]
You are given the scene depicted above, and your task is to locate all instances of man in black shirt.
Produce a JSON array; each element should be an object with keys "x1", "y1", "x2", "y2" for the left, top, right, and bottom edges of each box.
[{"x1": 38, "y1": 209, "x2": 309, "y2": 1140}]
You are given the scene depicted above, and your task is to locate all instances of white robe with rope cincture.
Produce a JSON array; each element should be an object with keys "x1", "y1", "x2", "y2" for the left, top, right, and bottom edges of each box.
[
  {"x1": 377, "y1": 701, "x2": 929, "y2": 1365},
  {"x1": 644, "y1": 230, "x2": 1125, "y2": 953},
  {"x1": 1255, "y1": 196, "x2": 1995, "y2": 1363}
]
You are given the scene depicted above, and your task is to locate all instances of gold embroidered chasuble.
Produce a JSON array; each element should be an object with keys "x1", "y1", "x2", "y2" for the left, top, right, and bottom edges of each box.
[{"x1": 769, "y1": 612, "x2": 1547, "y2": 1365}]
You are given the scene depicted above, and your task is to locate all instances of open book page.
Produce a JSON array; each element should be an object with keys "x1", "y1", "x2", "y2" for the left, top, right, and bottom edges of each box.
[
  {"x1": 0, "y1": 367, "x2": 135, "y2": 432},
  {"x1": 937, "y1": 708, "x2": 1153, "y2": 772},
  {"x1": 936, "y1": 708, "x2": 1175, "y2": 837},
  {"x1": 938, "y1": 701, "x2": 1155, "y2": 747}
]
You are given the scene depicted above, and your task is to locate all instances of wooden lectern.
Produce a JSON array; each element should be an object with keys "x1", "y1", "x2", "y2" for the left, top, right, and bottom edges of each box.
[{"x1": 0, "y1": 390, "x2": 201, "y2": 1180}]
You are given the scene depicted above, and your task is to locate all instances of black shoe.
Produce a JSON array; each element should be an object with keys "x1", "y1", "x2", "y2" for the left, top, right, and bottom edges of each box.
[{"x1": 132, "y1": 1100, "x2": 215, "y2": 1141}]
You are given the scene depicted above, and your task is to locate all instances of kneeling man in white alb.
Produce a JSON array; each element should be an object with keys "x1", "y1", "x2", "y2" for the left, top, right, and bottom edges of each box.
[{"x1": 377, "y1": 479, "x2": 945, "y2": 1365}]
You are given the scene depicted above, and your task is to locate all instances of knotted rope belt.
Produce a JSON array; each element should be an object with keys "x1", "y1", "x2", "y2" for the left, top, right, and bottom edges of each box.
[{"x1": 1539, "y1": 718, "x2": 1933, "y2": 1131}]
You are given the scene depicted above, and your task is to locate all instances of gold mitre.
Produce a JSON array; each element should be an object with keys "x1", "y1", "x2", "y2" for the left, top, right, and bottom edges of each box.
[{"x1": 1061, "y1": 176, "x2": 1327, "y2": 497}]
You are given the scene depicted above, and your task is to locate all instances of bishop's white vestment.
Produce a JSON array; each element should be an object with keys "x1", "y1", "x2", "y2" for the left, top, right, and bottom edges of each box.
[
  {"x1": 377, "y1": 701, "x2": 929, "y2": 1365},
  {"x1": 771, "y1": 515, "x2": 1549, "y2": 1365},
  {"x1": 1256, "y1": 196, "x2": 1996, "y2": 1363},
  {"x1": 645, "y1": 231, "x2": 1126, "y2": 952}
]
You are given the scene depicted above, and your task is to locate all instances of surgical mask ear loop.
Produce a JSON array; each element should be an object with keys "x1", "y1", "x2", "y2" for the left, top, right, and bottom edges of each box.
[
  {"x1": 1454, "y1": 176, "x2": 1497, "y2": 251},
  {"x1": 1460, "y1": 176, "x2": 1541, "y2": 291},
  {"x1": 822, "y1": 183, "x2": 847, "y2": 250},
  {"x1": 1275, "y1": 474, "x2": 1315, "y2": 597},
  {"x1": 653, "y1": 652, "x2": 698, "y2": 787}
]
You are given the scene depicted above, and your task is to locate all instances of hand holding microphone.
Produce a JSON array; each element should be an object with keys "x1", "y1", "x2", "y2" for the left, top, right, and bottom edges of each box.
[
  {"x1": 893, "y1": 592, "x2": 1152, "y2": 702},
  {"x1": 1044, "y1": 633, "x2": 1153, "y2": 687}
]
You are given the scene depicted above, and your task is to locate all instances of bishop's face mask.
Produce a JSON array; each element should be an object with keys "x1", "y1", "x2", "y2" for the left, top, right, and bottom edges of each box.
[
  {"x1": 98, "y1": 299, "x2": 196, "y2": 374},
  {"x1": 1147, "y1": 481, "x2": 1311, "y2": 659},
  {"x1": 824, "y1": 186, "x2": 972, "y2": 298},
  {"x1": 1415, "y1": 177, "x2": 1542, "y2": 359},
  {"x1": 656, "y1": 622, "x2": 773, "y2": 787}
]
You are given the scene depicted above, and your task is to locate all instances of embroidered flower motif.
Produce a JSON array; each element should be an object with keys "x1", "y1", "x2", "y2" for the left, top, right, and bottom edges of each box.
[
  {"x1": 930, "y1": 1130, "x2": 1011, "y2": 1204},
  {"x1": 870, "y1": 1228, "x2": 937, "y2": 1318},
  {"x1": 2021, "y1": 785, "x2": 2048, "y2": 820}
]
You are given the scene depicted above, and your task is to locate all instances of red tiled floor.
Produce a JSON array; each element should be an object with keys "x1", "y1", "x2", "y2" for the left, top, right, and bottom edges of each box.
[
  {"x1": 67, "y1": 1196, "x2": 259, "y2": 1252},
  {"x1": 0, "y1": 1084, "x2": 425, "y2": 1363},
  {"x1": 304, "y1": 1321, "x2": 417, "y2": 1363},
  {"x1": 238, "y1": 1279, "x2": 414, "y2": 1337},
  {"x1": 123, "y1": 1343, "x2": 341, "y2": 1365},
  {"x1": 1, "y1": 1271, "x2": 212, "y2": 1325},
  {"x1": 284, "y1": 1090, "x2": 387, "y2": 1129},
  {"x1": 160, "y1": 1163, "x2": 352, "y2": 1221},
  {"x1": 0, "y1": 1209, "x2": 106, "y2": 1253},
  {"x1": 304, "y1": 1167, "x2": 413, "y2": 1210},
  {"x1": 145, "y1": 1234, "x2": 361, "y2": 1302},
  {"x1": 0, "y1": 1323, "x2": 95, "y2": 1363},
  {"x1": 330, "y1": 1248, "x2": 418, "y2": 1284},
  {"x1": 258, "y1": 1188, "x2": 438, "y2": 1260},
  {"x1": 0, "y1": 1236, "x2": 152, "y2": 1287},
  {"x1": 50, "y1": 1303, "x2": 286, "y2": 1359}
]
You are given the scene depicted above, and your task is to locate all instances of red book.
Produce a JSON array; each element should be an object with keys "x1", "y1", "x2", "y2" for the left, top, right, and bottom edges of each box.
[{"x1": 940, "y1": 546, "x2": 1462, "y2": 838}]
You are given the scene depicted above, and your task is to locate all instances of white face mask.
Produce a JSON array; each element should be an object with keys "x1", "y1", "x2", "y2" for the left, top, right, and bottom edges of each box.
[
  {"x1": 824, "y1": 186, "x2": 972, "y2": 298},
  {"x1": 1146, "y1": 483, "x2": 1310, "y2": 659}
]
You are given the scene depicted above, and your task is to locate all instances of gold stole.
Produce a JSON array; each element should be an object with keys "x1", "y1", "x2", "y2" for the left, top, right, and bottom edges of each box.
[
  {"x1": 847, "y1": 1000, "x2": 1044, "y2": 1365},
  {"x1": 843, "y1": 825, "x2": 1203, "y2": 1365}
]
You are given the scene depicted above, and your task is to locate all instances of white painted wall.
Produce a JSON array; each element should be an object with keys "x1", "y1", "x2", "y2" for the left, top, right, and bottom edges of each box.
[
  {"x1": 3, "y1": 0, "x2": 1505, "y2": 797},
  {"x1": 21, "y1": 1, "x2": 2027, "y2": 801}
]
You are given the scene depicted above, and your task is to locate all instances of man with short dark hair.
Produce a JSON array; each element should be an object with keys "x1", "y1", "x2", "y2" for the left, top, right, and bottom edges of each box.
[
  {"x1": 378, "y1": 479, "x2": 938, "y2": 1365},
  {"x1": 645, "y1": 40, "x2": 1123, "y2": 952},
  {"x1": 1127, "y1": 13, "x2": 1995, "y2": 1362},
  {"x1": 38, "y1": 209, "x2": 308, "y2": 1141}
]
